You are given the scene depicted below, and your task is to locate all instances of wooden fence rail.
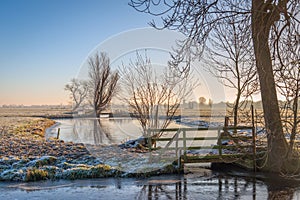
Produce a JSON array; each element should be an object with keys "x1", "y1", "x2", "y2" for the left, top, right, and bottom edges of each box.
[{"x1": 147, "y1": 123, "x2": 259, "y2": 171}]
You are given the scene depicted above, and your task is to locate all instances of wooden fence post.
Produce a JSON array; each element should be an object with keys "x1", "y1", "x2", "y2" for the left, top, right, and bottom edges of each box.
[
  {"x1": 217, "y1": 128, "x2": 222, "y2": 157},
  {"x1": 148, "y1": 129, "x2": 152, "y2": 163},
  {"x1": 147, "y1": 128, "x2": 152, "y2": 150},
  {"x1": 178, "y1": 149, "x2": 182, "y2": 173},
  {"x1": 251, "y1": 105, "x2": 257, "y2": 172},
  {"x1": 224, "y1": 117, "x2": 229, "y2": 135},
  {"x1": 57, "y1": 128, "x2": 60, "y2": 139},
  {"x1": 175, "y1": 130, "x2": 179, "y2": 158},
  {"x1": 183, "y1": 130, "x2": 187, "y2": 162}
]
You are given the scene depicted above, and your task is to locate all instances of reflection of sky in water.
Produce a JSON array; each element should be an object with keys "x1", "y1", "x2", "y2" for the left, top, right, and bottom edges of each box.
[
  {"x1": 46, "y1": 118, "x2": 219, "y2": 148},
  {"x1": 46, "y1": 118, "x2": 186, "y2": 145},
  {"x1": 47, "y1": 118, "x2": 142, "y2": 145}
]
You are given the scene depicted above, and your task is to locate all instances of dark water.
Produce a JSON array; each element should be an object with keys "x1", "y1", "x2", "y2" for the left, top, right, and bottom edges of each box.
[{"x1": 1, "y1": 171, "x2": 300, "y2": 200}]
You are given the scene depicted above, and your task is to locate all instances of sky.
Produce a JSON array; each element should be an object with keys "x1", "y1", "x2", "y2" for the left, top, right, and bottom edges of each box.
[
  {"x1": 0, "y1": 0, "x2": 158, "y2": 105},
  {"x1": 0, "y1": 0, "x2": 243, "y2": 106}
]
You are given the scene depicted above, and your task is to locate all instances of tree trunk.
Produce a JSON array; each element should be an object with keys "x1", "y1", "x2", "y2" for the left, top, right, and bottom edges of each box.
[
  {"x1": 288, "y1": 88, "x2": 299, "y2": 156},
  {"x1": 233, "y1": 91, "x2": 240, "y2": 128},
  {"x1": 252, "y1": 0, "x2": 288, "y2": 172}
]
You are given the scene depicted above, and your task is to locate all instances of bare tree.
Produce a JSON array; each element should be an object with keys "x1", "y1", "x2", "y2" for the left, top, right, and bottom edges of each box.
[
  {"x1": 198, "y1": 97, "x2": 206, "y2": 105},
  {"x1": 65, "y1": 78, "x2": 89, "y2": 111},
  {"x1": 120, "y1": 52, "x2": 195, "y2": 139},
  {"x1": 129, "y1": 0, "x2": 300, "y2": 173},
  {"x1": 205, "y1": 14, "x2": 258, "y2": 128},
  {"x1": 273, "y1": 20, "x2": 300, "y2": 157},
  {"x1": 88, "y1": 52, "x2": 119, "y2": 118},
  {"x1": 251, "y1": 0, "x2": 299, "y2": 172},
  {"x1": 208, "y1": 99, "x2": 213, "y2": 108}
]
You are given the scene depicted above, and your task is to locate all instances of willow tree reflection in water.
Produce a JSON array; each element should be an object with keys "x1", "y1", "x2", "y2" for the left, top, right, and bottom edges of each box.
[
  {"x1": 92, "y1": 119, "x2": 113, "y2": 144},
  {"x1": 47, "y1": 118, "x2": 181, "y2": 145},
  {"x1": 52, "y1": 118, "x2": 140, "y2": 145},
  {"x1": 73, "y1": 118, "x2": 144, "y2": 145}
]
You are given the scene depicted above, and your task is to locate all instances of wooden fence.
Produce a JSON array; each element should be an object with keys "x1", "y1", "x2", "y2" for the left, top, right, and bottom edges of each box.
[{"x1": 146, "y1": 120, "x2": 259, "y2": 171}]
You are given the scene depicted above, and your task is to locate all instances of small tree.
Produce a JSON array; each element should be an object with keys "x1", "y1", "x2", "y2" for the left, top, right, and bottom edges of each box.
[
  {"x1": 279, "y1": 73, "x2": 300, "y2": 156},
  {"x1": 208, "y1": 99, "x2": 213, "y2": 108},
  {"x1": 198, "y1": 97, "x2": 206, "y2": 105},
  {"x1": 120, "y1": 53, "x2": 195, "y2": 138},
  {"x1": 205, "y1": 14, "x2": 258, "y2": 128},
  {"x1": 273, "y1": 21, "x2": 300, "y2": 157},
  {"x1": 88, "y1": 52, "x2": 119, "y2": 118},
  {"x1": 65, "y1": 78, "x2": 89, "y2": 111}
]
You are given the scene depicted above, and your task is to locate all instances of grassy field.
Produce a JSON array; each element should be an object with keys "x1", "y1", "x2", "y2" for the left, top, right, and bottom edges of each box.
[
  {"x1": 0, "y1": 106, "x2": 294, "y2": 128},
  {"x1": 0, "y1": 107, "x2": 72, "y2": 118}
]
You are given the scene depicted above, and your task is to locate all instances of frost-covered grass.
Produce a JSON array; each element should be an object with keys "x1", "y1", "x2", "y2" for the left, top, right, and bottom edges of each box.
[
  {"x1": 0, "y1": 155, "x2": 179, "y2": 182},
  {"x1": 0, "y1": 113, "x2": 179, "y2": 182}
]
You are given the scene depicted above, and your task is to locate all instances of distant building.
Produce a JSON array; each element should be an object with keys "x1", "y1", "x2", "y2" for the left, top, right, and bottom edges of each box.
[{"x1": 188, "y1": 101, "x2": 198, "y2": 109}]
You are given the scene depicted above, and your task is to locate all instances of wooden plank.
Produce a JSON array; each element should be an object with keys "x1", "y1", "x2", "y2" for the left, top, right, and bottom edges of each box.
[
  {"x1": 148, "y1": 126, "x2": 253, "y2": 133},
  {"x1": 153, "y1": 136, "x2": 253, "y2": 143},
  {"x1": 154, "y1": 137, "x2": 218, "y2": 142},
  {"x1": 150, "y1": 145, "x2": 253, "y2": 151},
  {"x1": 221, "y1": 136, "x2": 253, "y2": 140},
  {"x1": 183, "y1": 153, "x2": 252, "y2": 163},
  {"x1": 226, "y1": 126, "x2": 253, "y2": 130},
  {"x1": 184, "y1": 137, "x2": 218, "y2": 141},
  {"x1": 187, "y1": 146, "x2": 218, "y2": 150}
]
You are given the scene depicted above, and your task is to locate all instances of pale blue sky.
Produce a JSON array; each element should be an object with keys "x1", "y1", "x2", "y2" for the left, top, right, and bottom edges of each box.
[
  {"x1": 0, "y1": 0, "x2": 243, "y2": 106},
  {"x1": 0, "y1": 0, "x2": 155, "y2": 105}
]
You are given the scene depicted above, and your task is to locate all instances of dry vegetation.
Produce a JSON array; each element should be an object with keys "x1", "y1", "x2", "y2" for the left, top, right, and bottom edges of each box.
[
  {"x1": 0, "y1": 117, "x2": 55, "y2": 137},
  {"x1": 0, "y1": 116, "x2": 90, "y2": 160},
  {"x1": 0, "y1": 107, "x2": 72, "y2": 118}
]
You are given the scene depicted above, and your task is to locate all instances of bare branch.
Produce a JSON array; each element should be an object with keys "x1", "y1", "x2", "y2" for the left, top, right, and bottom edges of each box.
[
  {"x1": 119, "y1": 51, "x2": 196, "y2": 139},
  {"x1": 65, "y1": 78, "x2": 89, "y2": 111},
  {"x1": 88, "y1": 52, "x2": 119, "y2": 118}
]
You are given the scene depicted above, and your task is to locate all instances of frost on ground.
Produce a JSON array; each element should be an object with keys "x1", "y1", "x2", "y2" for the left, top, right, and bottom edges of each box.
[
  {"x1": 86, "y1": 144, "x2": 180, "y2": 175},
  {"x1": 0, "y1": 117, "x2": 178, "y2": 182}
]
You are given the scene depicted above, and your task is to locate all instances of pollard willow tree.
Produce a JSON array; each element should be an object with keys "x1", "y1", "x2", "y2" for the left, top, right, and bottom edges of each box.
[
  {"x1": 88, "y1": 52, "x2": 119, "y2": 118},
  {"x1": 65, "y1": 52, "x2": 119, "y2": 117},
  {"x1": 130, "y1": 0, "x2": 300, "y2": 173},
  {"x1": 88, "y1": 52, "x2": 118, "y2": 144},
  {"x1": 120, "y1": 52, "x2": 195, "y2": 139}
]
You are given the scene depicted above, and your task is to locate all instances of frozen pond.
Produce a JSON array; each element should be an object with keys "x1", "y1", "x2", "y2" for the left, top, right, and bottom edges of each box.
[
  {"x1": 1, "y1": 170, "x2": 300, "y2": 200},
  {"x1": 46, "y1": 118, "x2": 146, "y2": 144},
  {"x1": 46, "y1": 118, "x2": 219, "y2": 148}
]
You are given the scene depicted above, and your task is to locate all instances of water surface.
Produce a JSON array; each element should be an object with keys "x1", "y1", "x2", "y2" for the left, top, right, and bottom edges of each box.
[
  {"x1": 10, "y1": 118, "x2": 300, "y2": 199},
  {"x1": 46, "y1": 118, "x2": 218, "y2": 148},
  {"x1": 2, "y1": 171, "x2": 300, "y2": 200}
]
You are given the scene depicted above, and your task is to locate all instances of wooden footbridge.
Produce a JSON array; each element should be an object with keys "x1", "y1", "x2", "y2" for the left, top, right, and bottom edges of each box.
[{"x1": 146, "y1": 117, "x2": 265, "y2": 171}]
